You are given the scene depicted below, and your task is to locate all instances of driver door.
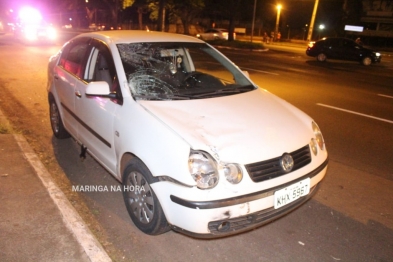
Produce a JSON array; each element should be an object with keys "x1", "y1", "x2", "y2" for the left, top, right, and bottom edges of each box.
[{"x1": 74, "y1": 39, "x2": 123, "y2": 173}]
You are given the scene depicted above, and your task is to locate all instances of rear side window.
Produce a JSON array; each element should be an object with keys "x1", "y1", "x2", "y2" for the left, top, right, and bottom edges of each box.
[{"x1": 59, "y1": 39, "x2": 90, "y2": 78}]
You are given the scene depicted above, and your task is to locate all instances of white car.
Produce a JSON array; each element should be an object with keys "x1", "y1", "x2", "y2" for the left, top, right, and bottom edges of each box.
[
  {"x1": 196, "y1": 28, "x2": 236, "y2": 40},
  {"x1": 47, "y1": 30, "x2": 328, "y2": 238}
]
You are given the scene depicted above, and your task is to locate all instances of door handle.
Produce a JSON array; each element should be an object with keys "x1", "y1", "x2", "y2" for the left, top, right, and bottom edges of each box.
[
  {"x1": 54, "y1": 75, "x2": 59, "y2": 80},
  {"x1": 75, "y1": 91, "x2": 82, "y2": 98}
]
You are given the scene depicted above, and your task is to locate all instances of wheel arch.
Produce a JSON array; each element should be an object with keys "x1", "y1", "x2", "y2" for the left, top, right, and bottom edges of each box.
[
  {"x1": 120, "y1": 152, "x2": 136, "y2": 181},
  {"x1": 119, "y1": 152, "x2": 159, "y2": 183}
]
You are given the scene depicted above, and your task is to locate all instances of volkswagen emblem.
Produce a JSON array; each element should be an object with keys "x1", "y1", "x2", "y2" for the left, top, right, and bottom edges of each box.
[{"x1": 280, "y1": 153, "x2": 294, "y2": 173}]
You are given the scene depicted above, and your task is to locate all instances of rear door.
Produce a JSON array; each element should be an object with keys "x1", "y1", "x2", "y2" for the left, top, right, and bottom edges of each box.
[
  {"x1": 322, "y1": 38, "x2": 340, "y2": 59},
  {"x1": 340, "y1": 39, "x2": 361, "y2": 61},
  {"x1": 53, "y1": 38, "x2": 90, "y2": 137}
]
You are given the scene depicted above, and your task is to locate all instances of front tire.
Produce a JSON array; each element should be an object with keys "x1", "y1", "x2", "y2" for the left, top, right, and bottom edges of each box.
[
  {"x1": 49, "y1": 95, "x2": 70, "y2": 139},
  {"x1": 122, "y1": 158, "x2": 170, "y2": 235},
  {"x1": 362, "y1": 56, "x2": 372, "y2": 66},
  {"x1": 317, "y1": 53, "x2": 327, "y2": 62}
]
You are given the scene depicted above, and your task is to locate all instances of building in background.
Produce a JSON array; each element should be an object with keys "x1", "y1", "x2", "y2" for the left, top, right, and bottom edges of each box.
[{"x1": 345, "y1": 0, "x2": 393, "y2": 46}]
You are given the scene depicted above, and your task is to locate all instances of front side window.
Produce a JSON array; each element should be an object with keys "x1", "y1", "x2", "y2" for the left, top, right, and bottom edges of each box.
[
  {"x1": 59, "y1": 40, "x2": 90, "y2": 78},
  {"x1": 117, "y1": 42, "x2": 255, "y2": 100},
  {"x1": 84, "y1": 40, "x2": 123, "y2": 104}
]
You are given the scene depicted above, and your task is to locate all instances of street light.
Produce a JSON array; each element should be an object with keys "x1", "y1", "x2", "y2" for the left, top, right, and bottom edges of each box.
[
  {"x1": 319, "y1": 24, "x2": 325, "y2": 39},
  {"x1": 275, "y1": 4, "x2": 282, "y2": 42},
  {"x1": 286, "y1": 24, "x2": 290, "y2": 40}
]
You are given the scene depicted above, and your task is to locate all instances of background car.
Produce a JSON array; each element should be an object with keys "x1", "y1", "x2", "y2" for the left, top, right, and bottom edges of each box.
[
  {"x1": 47, "y1": 30, "x2": 327, "y2": 238},
  {"x1": 13, "y1": 21, "x2": 57, "y2": 43},
  {"x1": 12, "y1": 7, "x2": 57, "y2": 44},
  {"x1": 306, "y1": 37, "x2": 381, "y2": 66},
  {"x1": 196, "y1": 28, "x2": 236, "y2": 40}
]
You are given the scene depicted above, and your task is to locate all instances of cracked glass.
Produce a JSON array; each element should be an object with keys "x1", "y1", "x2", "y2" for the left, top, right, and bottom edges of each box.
[{"x1": 117, "y1": 42, "x2": 255, "y2": 100}]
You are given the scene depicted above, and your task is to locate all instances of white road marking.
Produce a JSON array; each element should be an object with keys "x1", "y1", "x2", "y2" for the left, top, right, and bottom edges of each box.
[
  {"x1": 378, "y1": 94, "x2": 393, "y2": 99},
  {"x1": 14, "y1": 134, "x2": 112, "y2": 262},
  {"x1": 316, "y1": 103, "x2": 393, "y2": 124}
]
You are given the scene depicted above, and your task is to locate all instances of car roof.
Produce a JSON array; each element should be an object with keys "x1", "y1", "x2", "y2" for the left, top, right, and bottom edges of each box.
[{"x1": 73, "y1": 30, "x2": 205, "y2": 44}]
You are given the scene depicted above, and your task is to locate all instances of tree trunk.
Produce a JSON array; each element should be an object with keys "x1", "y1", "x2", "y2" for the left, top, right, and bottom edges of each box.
[
  {"x1": 182, "y1": 18, "x2": 190, "y2": 35},
  {"x1": 138, "y1": 7, "x2": 143, "y2": 30},
  {"x1": 228, "y1": 17, "x2": 235, "y2": 41}
]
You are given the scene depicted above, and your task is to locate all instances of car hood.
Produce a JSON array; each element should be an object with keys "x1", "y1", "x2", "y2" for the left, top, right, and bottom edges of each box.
[{"x1": 138, "y1": 88, "x2": 313, "y2": 164}]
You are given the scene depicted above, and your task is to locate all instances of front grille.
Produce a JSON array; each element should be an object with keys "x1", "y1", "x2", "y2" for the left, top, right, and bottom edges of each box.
[{"x1": 245, "y1": 145, "x2": 311, "y2": 183}]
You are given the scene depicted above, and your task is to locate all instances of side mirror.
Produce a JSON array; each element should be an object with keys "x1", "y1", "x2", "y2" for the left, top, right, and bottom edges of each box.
[{"x1": 85, "y1": 81, "x2": 116, "y2": 98}]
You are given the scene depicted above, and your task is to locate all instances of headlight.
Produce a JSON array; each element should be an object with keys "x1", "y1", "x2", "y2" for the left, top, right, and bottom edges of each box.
[
  {"x1": 312, "y1": 121, "x2": 325, "y2": 151},
  {"x1": 310, "y1": 138, "x2": 318, "y2": 156},
  {"x1": 189, "y1": 151, "x2": 219, "y2": 189},
  {"x1": 24, "y1": 26, "x2": 38, "y2": 40},
  {"x1": 375, "y1": 52, "x2": 381, "y2": 57},
  {"x1": 223, "y1": 163, "x2": 243, "y2": 184}
]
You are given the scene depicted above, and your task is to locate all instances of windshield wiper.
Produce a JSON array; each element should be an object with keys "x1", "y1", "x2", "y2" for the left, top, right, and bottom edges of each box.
[
  {"x1": 185, "y1": 85, "x2": 256, "y2": 98},
  {"x1": 133, "y1": 93, "x2": 192, "y2": 101}
]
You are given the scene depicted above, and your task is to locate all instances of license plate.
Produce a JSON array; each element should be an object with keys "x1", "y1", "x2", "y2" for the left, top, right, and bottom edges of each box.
[{"x1": 274, "y1": 178, "x2": 310, "y2": 209}]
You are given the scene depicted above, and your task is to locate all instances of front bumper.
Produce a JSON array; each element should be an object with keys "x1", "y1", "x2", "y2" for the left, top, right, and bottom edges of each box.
[
  {"x1": 163, "y1": 159, "x2": 328, "y2": 238},
  {"x1": 172, "y1": 183, "x2": 319, "y2": 238},
  {"x1": 373, "y1": 56, "x2": 381, "y2": 63}
]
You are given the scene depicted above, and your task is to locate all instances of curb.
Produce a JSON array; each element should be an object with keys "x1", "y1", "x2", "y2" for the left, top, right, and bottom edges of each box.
[
  {"x1": 14, "y1": 134, "x2": 112, "y2": 262},
  {"x1": 0, "y1": 107, "x2": 111, "y2": 262}
]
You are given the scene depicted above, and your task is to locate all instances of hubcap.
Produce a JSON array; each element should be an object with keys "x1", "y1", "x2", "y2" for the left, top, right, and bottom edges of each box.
[
  {"x1": 364, "y1": 58, "x2": 371, "y2": 66},
  {"x1": 125, "y1": 171, "x2": 154, "y2": 224},
  {"x1": 318, "y1": 53, "x2": 326, "y2": 61}
]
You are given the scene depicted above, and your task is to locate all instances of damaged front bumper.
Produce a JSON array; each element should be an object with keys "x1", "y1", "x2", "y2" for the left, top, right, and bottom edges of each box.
[{"x1": 167, "y1": 159, "x2": 328, "y2": 238}]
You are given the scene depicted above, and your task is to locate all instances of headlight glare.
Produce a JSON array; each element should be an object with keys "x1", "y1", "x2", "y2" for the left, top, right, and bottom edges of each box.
[
  {"x1": 47, "y1": 27, "x2": 57, "y2": 40},
  {"x1": 189, "y1": 151, "x2": 219, "y2": 189},
  {"x1": 224, "y1": 163, "x2": 243, "y2": 184},
  {"x1": 312, "y1": 121, "x2": 325, "y2": 150}
]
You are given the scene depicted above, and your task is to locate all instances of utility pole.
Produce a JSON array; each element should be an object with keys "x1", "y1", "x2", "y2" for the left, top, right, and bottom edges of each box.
[
  {"x1": 158, "y1": 0, "x2": 166, "y2": 31},
  {"x1": 307, "y1": 0, "x2": 319, "y2": 41},
  {"x1": 251, "y1": 0, "x2": 257, "y2": 43}
]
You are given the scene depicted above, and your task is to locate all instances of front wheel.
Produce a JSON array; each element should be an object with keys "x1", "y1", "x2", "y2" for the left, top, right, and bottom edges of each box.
[
  {"x1": 362, "y1": 56, "x2": 372, "y2": 66},
  {"x1": 49, "y1": 96, "x2": 70, "y2": 139},
  {"x1": 317, "y1": 53, "x2": 327, "y2": 62},
  {"x1": 122, "y1": 158, "x2": 170, "y2": 235}
]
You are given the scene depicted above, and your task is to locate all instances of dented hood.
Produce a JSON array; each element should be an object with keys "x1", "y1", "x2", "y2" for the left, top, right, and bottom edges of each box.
[{"x1": 138, "y1": 88, "x2": 313, "y2": 164}]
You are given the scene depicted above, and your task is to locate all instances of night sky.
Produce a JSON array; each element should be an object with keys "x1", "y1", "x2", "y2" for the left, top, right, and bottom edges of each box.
[
  {"x1": 266, "y1": 0, "x2": 344, "y2": 30},
  {"x1": 1, "y1": 0, "x2": 345, "y2": 32}
]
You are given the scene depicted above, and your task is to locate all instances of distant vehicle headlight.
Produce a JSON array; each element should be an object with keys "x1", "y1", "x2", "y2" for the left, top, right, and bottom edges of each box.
[
  {"x1": 375, "y1": 52, "x2": 381, "y2": 57},
  {"x1": 189, "y1": 151, "x2": 219, "y2": 189},
  {"x1": 24, "y1": 26, "x2": 38, "y2": 40},
  {"x1": 312, "y1": 121, "x2": 325, "y2": 151}
]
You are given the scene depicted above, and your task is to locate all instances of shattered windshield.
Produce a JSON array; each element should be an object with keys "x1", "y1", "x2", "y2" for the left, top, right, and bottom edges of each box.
[{"x1": 117, "y1": 42, "x2": 255, "y2": 100}]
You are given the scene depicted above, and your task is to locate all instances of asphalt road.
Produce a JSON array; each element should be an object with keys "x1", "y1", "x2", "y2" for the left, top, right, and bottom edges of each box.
[{"x1": 0, "y1": 32, "x2": 392, "y2": 261}]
